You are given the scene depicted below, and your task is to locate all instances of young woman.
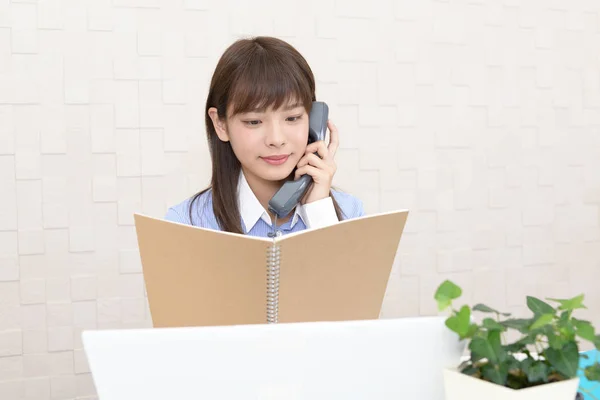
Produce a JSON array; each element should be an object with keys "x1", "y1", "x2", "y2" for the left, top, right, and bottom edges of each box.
[{"x1": 165, "y1": 36, "x2": 364, "y2": 237}]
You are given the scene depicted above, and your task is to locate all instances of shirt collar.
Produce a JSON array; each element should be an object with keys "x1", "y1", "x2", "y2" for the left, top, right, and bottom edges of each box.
[{"x1": 237, "y1": 171, "x2": 303, "y2": 233}]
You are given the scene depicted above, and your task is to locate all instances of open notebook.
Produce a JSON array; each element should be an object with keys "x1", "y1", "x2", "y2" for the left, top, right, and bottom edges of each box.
[{"x1": 133, "y1": 210, "x2": 409, "y2": 328}]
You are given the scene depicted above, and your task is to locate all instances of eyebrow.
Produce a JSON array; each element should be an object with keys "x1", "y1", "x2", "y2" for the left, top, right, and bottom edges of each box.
[
  {"x1": 282, "y1": 102, "x2": 303, "y2": 111},
  {"x1": 247, "y1": 102, "x2": 303, "y2": 113}
]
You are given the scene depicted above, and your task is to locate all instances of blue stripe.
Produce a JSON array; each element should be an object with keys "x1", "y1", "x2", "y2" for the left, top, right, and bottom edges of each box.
[{"x1": 165, "y1": 189, "x2": 365, "y2": 238}]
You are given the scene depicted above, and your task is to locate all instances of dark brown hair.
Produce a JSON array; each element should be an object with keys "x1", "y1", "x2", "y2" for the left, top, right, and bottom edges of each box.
[{"x1": 190, "y1": 36, "x2": 343, "y2": 233}]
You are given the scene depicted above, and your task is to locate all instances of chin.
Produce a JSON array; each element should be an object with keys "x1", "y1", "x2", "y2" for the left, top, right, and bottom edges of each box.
[
  {"x1": 256, "y1": 166, "x2": 295, "y2": 182},
  {"x1": 262, "y1": 170, "x2": 294, "y2": 182}
]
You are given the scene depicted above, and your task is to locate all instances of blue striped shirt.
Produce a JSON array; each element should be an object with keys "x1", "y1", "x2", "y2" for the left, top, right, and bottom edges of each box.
[{"x1": 165, "y1": 188, "x2": 365, "y2": 238}]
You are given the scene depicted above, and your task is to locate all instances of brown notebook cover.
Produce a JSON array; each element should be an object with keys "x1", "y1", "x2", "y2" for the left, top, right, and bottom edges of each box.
[{"x1": 133, "y1": 210, "x2": 408, "y2": 328}]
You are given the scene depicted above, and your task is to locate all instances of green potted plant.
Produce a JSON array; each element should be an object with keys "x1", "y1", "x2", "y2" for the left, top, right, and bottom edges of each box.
[{"x1": 434, "y1": 280, "x2": 600, "y2": 400}]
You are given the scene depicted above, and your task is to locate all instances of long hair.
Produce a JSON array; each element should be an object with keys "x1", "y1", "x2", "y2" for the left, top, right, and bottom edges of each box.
[{"x1": 190, "y1": 36, "x2": 344, "y2": 233}]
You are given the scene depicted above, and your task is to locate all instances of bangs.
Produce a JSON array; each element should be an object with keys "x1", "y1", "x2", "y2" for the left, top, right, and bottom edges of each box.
[{"x1": 226, "y1": 49, "x2": 314, "y2": 116}]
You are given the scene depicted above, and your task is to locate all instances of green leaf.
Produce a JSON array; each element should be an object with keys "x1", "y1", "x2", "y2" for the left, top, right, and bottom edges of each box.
[
  {"x1": 473, "y1": 304, "x2": 511, "y2": 316},
  {"x1": 527, "y1": 296, "x2": 555, "y2": 316},
  {"x1": 573, "y1": 319, "x2": 596, "y2": 342},
  {"x1": 526, "y1": 361, "x2": 549, "y2": 383},
  {"x1": 506, "y1": 356, "x2": 521, "y2": 372},
  {"x1": 504, "y1": 334, "x2": 536, "y2": 353},
  {"x1": 584, "y1": 363, "x2": 600, "y2": 382},
  {"x1": 435, "y1": 280, "x2": 462, "y2": 311},
  {"x1": 470, "y1": 331, "x2": 506, "y2": 363},
  {"x1": 461, "y1": 366, "x2": 479, "y2": 377},
  {"x1": 467, "y1": 323, "x2": 479, "y2": 338},
  {"x1": 483, "y1": 318, "x2": 506, "y2": 332},
  {"x1": 530, "y1": 313, "x2": 555, "y2": 330},
  {"x1": 445, "y1": 305, "x2": 471, "y2": 339},
  {"x1": 558, "y1": 310, "x2": 570, "y2": 324},
  {"x1": 547, "y1": 294, "x2": 586, "y2": 311},
  {"x1": 595, "y1": 335, "x2": 600, "y2": 350},
  {"x1": 520, "y1": 357, "x2": 533, "y2": 372},
  {"x1": 470, "y1": 338, "x2": 493, "y2": 362},
  {"x1": 501, "y1": 318, "x2": 532, "y2": 333},
  {"x1": 559, "y1": 324, "x2": 576, "y2": 341},
  {"x1": 470, "y1": 350, "x2": 484, "y2": 363},
  {"x1": 544, "y1": 342, "x2": 580, "y2": 378},
  {"x1": 482, "y1": 363, "x2": 508, "y2": 386},
  {"x1": 489, "y1": 331, "x2": 506, "y2": 362},
  {"x1": 546, "y1": 329, "x2": 567, "y2": 350},
  {"x1": 437, "y1": 299, "x2": 452, "y2": 311}
]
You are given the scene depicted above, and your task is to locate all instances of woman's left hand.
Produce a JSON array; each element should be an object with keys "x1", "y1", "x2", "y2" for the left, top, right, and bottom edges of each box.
[{"x1": 294, "y1": 119, "x2": 339, "y2": 204}]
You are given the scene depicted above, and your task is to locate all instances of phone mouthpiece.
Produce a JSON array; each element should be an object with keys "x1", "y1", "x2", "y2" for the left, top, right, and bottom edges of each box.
[{"x1": 267, "y1": 174, "x2": 312, "y2": 219}]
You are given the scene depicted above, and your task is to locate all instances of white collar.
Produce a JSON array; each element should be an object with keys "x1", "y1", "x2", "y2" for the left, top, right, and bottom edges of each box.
[{"x1": 237, "y1": 171, "x2": 303, "y2": 233}]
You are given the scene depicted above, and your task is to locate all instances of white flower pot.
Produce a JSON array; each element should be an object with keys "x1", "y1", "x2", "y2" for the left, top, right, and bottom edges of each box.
[{"x1": 443, "y1": 368, "x2": 580, "y2": 400}]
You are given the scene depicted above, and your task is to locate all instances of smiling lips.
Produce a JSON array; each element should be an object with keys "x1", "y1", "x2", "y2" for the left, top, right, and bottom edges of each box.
[{"x1": 261, "y1": 155, "x2": 289, "y2": 165}]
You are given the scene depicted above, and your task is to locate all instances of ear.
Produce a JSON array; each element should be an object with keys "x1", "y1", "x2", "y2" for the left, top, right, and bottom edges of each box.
[{"x1": 207, "y1": 107, "x2": 229, "y2": 142}]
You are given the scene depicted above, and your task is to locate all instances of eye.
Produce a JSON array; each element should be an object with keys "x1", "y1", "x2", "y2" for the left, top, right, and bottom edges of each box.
[
  {"x1": 286, "y1": 115, "x2": 303, "y2": 122},
  {"x1": 243, "y1": 120, "x2": 261, "y2": 126}
]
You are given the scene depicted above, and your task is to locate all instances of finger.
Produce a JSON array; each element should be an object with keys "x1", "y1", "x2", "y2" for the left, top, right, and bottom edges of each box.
[
  {"x1": 294, "y1": 164, "x2": 323, "y2": 181},
  {"x1": 297, "y1": 153, "x2": 329, "y2": 170},
  {"x1": 296, "y1": 152, "x2": 310, "y2": 168},
  {"x1": 305, "y1": 140, "x2": 328, "y2": 159},
  {"x1": 327, "y1": 120, "x2": 339, "y2": 158}
]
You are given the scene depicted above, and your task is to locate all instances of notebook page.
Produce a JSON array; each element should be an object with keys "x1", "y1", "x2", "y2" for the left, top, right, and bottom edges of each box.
[
  {"x1": 134, "y1": 214, "x2": 271, "y2": 327},
  {"x1": 275, "y1": 210, "x2": 408, "y2": 323}
]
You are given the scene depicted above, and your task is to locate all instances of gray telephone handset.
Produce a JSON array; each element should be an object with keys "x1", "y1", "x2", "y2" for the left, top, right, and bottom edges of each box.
[{"x1": 268, "y1": 101, "x2": 329, "y2": 219}]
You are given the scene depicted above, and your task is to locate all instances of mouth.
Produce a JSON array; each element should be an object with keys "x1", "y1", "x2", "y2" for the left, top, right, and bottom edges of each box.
[{"x1": 261, "y1": 154, "x2": 290, "y2": 165}]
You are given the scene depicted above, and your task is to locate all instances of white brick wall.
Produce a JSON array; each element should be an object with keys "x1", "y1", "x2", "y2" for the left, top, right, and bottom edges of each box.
[{"x1": 0, "y1": 0, "x2": 599, "y2": 397}]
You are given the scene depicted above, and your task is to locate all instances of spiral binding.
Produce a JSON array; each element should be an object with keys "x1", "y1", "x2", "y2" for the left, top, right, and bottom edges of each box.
[{"x1": 266, "y1": 233, "x2": 281, "y2": 323}]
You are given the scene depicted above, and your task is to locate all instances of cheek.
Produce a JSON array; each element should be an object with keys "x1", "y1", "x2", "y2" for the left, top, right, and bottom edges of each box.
[
  {"x1": 289, "y1": 124, "x2": 309, "y2": 146},
  {"x1": 228, "y1": 130, "x2": 259, "y2": 158}
]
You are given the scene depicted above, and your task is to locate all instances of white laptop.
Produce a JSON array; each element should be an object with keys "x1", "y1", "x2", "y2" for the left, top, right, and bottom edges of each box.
[{"x1": 82, "y1": 316, "x2": 465, "y2": 400}]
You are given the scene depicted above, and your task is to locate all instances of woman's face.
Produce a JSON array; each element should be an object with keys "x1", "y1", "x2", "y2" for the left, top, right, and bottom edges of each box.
[{"x1": 209, "y1": 100, "x2": 310, "y2": 184}]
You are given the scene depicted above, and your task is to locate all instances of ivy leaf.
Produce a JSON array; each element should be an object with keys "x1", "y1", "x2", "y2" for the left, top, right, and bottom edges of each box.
[
  {"x1": 501, "y1": 318, "x2": 532, "y2": 333},
  {"x1": 470, "y1": 338, "x2": 493, "y2": 362},
  {"x1": 584, "y1": 363, "x2": 600, "y2": 382},
  {"x1": 504, "y1": 334, "x2": 536, "y2": 353},
  {"x1": 483, "y1": 318, "x2": 506, "y2": 332},
  {"x1": 467, "y1": 323, "x2": 479, "y2": 338},
  {"x1": 530, "y1": 313, "x2": 555, "y2": 330},
  {"x1": 435, "y1": 280, "x2": 462, "y2": 311},
  {"x1": 573, "y1": 319, "x2": 596, "y2": 342},
  {"x1": 445, "y1": 305, "x2": 471, "y2": 339},
  {"x1": 546, "y1": 329, "x2": 567, "y2": 350},
  {"x1": 488, "y1": 331, "x2": 506, "y2": 362},
  {"x1": 527, "y1": 296, "x2": 555, "y2": 316},
  {"x1": 470, "y1": 331, "x2": 506, "y2": 363},
  {"x1": 505, "y1": 356, "x2": 521, "y2": 372},
  {"x1": 547, "y1": 294, "x2": 586, "y2": 311},
  {"x1": 520, "y1": 357, "x2": 533, "y2": 374},
  {"x1": 470, "y1": 349, "x2": 484, "y2": 364},
  {"x1": 482, "y1": 363, "x2": 508, "y2": 386},
  {"x1": 527, "y1": 361, "x2": 549, "y2": 383},
  {"x1": 461, "y1": 366, "x2": 479, "y2": 377},
  {"x1": 473, "y1": 304, "x2": 511, "y2": 316},
  {"x1": 545, "y1": 342, "x2": 580, "y2": 379},
  {"x1": 558, "y1": 310, "x2": 570, "y2": 324}
]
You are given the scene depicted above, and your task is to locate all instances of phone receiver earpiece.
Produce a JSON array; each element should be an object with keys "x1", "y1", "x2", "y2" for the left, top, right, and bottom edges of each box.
[{"x1": 267, "y1": 101, "x2": 329, "y2": 219}]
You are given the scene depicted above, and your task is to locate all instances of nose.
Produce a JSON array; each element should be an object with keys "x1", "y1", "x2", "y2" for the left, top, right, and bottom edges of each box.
[{"x1": 264, "y1": 122, "x2": 286, "y2": 147}]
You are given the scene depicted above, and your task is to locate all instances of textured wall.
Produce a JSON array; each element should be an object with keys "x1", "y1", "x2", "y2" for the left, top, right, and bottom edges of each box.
[{"x1": 1, "y1": 0, "x2": 600, "y2": 398}]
